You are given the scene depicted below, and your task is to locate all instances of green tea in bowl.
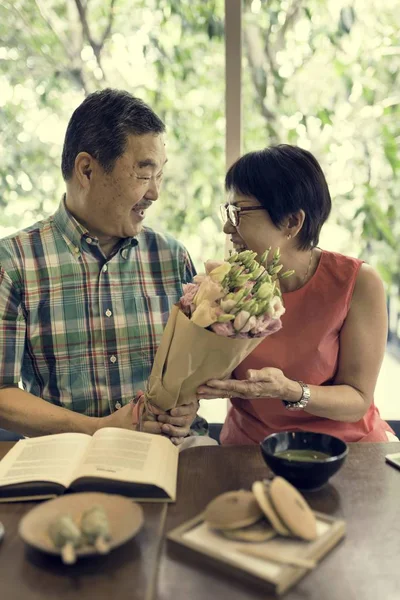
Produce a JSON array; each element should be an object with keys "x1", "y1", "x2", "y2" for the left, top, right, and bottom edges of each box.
[
  {"x1": 260, "y1": 431, "x2": 348, "y2": 490},
  {"x1": 274, "y1": 449, "x2": 331, "y2": 462}
]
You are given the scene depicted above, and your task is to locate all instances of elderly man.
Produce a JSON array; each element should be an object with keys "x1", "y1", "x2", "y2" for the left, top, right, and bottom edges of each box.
[{"x1": 0, "y1": 88, "x2": 201, "y2": 443}]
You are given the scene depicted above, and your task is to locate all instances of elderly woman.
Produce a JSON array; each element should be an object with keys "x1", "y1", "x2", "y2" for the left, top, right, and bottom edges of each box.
[{"x1": 197, "y1": 145, "x2": 396, "y2": 443}]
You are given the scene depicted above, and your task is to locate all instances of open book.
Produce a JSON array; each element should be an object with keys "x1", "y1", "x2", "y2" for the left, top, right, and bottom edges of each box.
[{"x1": 0, "y1": 428, "x2": 179, "y2": 503}]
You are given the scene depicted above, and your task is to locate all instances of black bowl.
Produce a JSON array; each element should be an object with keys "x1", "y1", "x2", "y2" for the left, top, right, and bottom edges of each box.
[{"x1": 260, "y1": 431, "x2": 348, "y2": 490}]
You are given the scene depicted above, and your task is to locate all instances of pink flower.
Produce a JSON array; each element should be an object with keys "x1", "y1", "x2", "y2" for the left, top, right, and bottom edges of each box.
[
  {"x1": 233, "y1": 310, "x2": 251, "y2": 332},
  {"x1": 267, "y1": 296, "x2": 286, "y2": 319},
  {"x1": 250, "y1": 313, "x2": 281, "y2": 335},
  {"x1": 210, "y1": 321, "x2": 235, "y2": 337},
  {"x1": 220, "y1": 298, "x2": 236, "y2": 312},
  {"x1": 193, "y1": 274, "x2": 206, "y2": 284},
  {"x1": 239, "y1": 315, "x2": 257, "y2": 334},
  {"x1": 204, "y1": 260, "x2": 225, "y2": 274},
  {"x1": 208, "y1": 262, "x2": 232, "y2": 283},
  {"x1": 266, "y1": 318, "x2": 283, "y2": 334},
  {"x1": 180, "y1": 283, "x2": 199, "y2": 308},
  {"x1": 191, "y1": 300, "x2": 220, "y2": 328},
  {"x1": 252, "y1": 316, "x2": 282, "y2": 337},
  {"x1": 194, "y1": 276, "x2": 225, "y2": 306}
]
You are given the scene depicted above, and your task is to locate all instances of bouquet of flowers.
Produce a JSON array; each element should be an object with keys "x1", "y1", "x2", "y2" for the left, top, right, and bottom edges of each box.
[{"x1": 139, "y1": 247, "x2": 292, "y2": 415}]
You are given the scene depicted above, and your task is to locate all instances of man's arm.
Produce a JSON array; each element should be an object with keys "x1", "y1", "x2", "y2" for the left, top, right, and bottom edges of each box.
[
  {"x1": 181, "y1": 245, "x2": 197, "y2": 282},
  {"x1": 0, "y1": 265, "x2": 101, "y2": 437},
  {"x1": 0, "y1": 386, "x2": 100, "y2": 436}
]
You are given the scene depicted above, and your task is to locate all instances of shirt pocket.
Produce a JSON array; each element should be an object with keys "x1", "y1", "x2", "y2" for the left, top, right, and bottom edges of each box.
[{"x1": 124, "y1": 294, "x2": 180, "y2": 371}]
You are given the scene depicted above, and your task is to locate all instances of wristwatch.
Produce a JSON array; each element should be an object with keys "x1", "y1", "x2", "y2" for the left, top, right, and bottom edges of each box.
[{"x1": 283, "y1": 381, "x2": 311, "y2": 411}]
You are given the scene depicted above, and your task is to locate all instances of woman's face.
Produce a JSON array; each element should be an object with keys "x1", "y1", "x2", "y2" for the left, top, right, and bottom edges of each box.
[{"x1": 222, "y1": 192, "x2": 286, "y2": 257}]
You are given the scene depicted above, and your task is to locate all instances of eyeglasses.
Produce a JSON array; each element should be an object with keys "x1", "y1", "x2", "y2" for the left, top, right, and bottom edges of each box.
[
  {"x1": 133, "y1": 170, "x2": 164, "y2": 187},
  {"x1": 219, "y1": 203, "x2": 265, "y2": 227}
]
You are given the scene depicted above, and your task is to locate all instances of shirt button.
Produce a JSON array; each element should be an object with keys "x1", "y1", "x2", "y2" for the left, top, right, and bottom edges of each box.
[
  {"x1": 102, "y1": 265, "x2": 108, "y2": 273},
  {"x1": 121, "y1": 250, "x2": 128, "y2": 259},
  {"x1": 115, "y1": 402, "x2": 122, "y2": 410},
  {"x1": 110, "y1": 355, "x2": 117, "y2": 363},
  {"x1": 105, "y1": 309, "x2": 112, "y2": 317},
  {"x1": 86, "y1": 237, "x2": 93, "y2": 244}
]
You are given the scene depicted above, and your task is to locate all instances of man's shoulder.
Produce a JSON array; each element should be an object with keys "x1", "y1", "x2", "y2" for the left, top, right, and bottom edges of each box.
[
  {"x1": 140, "y1": 227, "x2": 188, "y2": 255},
  {"x1": 0, "y1": 215, "x2": 54, "y2": 262}
]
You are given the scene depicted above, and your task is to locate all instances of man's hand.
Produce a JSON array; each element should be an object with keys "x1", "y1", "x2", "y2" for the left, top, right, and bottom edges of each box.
[
  {"x1": 96, "y1": 403, "x2": 165, "y2": 435},
  {"x1": 157, "y1": 400, "x2": 200, "y2": 445},
  {"x1": 96, "y1": 399, "x2": 200, "y2": 445}
]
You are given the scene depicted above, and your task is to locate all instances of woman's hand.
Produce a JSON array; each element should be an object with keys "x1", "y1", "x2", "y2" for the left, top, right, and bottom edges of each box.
[{"x1": 197, "y1": 368, "x2": 298, "y2": 401}]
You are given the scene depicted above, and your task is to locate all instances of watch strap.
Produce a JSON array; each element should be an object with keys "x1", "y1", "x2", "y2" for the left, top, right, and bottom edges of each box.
[{"x1": 283, "y1": 381, "x2": 311, "y2": 411}]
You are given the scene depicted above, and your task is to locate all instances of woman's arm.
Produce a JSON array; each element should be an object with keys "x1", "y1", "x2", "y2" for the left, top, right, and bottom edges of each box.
[
  {"x1": 301, "y1": 263, "x2": 387, "y2": 421},
  {"x1": 198, "y1": 264, "x2": 388, "y2": 423}
]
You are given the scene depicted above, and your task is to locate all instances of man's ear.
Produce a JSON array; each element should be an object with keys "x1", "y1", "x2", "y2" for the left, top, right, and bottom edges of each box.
[
  {"x1": 74, "y1": 152, "x2": 94, "y2": 189},
  {"x1": 285, "y1": 210, "x2": 305, "y2": 238}
]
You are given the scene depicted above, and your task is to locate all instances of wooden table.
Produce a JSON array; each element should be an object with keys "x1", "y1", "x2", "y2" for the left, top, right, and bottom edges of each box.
[
  {"x1": 1, "y1": 442, "x2": 400, "y2": 599},
  {"x1": 0, "y1": 442, "x2": 167, "y2": 600}
]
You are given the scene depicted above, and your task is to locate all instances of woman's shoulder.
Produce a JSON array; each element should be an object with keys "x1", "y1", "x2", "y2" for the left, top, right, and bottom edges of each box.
[
  {"x1": 316, "y1": 249, "x2": 363, "y2": 287},
  {"x1": 299, "y1": 250, "x2": 363, "y2": 315},
  {"x1": 319, "y1": 249, "x2": 362, "y2": 270},
  {"x1": 352, "y1": 262, "x2": 385, "y2": 304}
]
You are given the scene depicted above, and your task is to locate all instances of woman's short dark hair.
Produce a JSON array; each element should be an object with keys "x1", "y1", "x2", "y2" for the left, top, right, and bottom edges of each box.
[
  {"x1": 225, "y1": 144, "x2": 332, "y2": 249},
  {"x1": 61, "y1": 88, "x2": 165, "y2": 180}
]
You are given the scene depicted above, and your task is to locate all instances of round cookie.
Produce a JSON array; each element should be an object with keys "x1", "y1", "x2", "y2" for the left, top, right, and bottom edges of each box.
[
  {"x1": 204, "y1": 490, "x2": 263, "y2": 530},
  {"x1": 269, "y1": 476, "x2": 317, "y2": 541},
  {"x1": 252, "y1": 481, "x2": 290, "y2": 537},
  {"x1": 221, "y1": 520, "x2": 276, "y2": 542}
]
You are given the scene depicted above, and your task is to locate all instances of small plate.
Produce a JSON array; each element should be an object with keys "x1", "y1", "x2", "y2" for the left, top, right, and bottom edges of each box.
[{"x1": 19, "y1": 492, "x2": 144, "y2": 559}]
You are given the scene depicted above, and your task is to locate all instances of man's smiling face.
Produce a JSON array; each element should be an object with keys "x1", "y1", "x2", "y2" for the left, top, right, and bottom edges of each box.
[{"x1": 82, "y1": 133, "x2": 167, "y2": 243}]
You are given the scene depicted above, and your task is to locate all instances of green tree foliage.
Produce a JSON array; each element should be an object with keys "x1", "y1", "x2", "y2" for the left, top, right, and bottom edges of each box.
[
  {"x1": 0, "y1": 0, "x2": 399, "y2": 278},
  {"x1": 242, "y1": 0, "x2": 400, "y2": 283},
  {"x1": 0, "y1": 0, "x2": 226, "y2": 264}
]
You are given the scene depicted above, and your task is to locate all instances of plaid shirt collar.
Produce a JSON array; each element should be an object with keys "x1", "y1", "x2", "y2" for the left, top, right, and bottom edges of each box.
[{"x1": 53, "y1": 195, "x2": 138, "y2": 254}]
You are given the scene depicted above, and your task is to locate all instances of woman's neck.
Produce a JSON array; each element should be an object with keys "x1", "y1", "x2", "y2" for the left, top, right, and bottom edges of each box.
[{"x1": 277, "y1": 247, "x2": 320, "y2": 293}]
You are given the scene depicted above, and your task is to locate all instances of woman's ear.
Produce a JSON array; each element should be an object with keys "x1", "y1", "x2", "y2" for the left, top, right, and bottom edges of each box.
[{"x1": 285, "y1": 210, "x2": 305, "y2": 238}]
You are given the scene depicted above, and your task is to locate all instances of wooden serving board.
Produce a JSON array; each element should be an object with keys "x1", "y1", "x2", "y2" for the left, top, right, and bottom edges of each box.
[{"x1": 167, "y1": 511, "x2": 345, "y2": 595}]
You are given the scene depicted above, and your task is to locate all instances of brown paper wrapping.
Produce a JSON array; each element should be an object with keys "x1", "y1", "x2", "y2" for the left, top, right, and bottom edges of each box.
[{"x1": 146, "y1": 305, "x2": 263, "y2": 411}]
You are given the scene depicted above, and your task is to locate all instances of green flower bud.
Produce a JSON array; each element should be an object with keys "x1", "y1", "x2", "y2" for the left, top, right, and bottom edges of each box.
[
  {"x1": 223, "y1": 292, "x2": 235, "y2": 301},
  {"x1": 247, "y1": 263, "x2": 257, "y2": 272},
  {"x1": 273, "y1": 247, "x2": 281, "y2": 261},
  {"x1": 260, "y1": 247, "x2": 271, "y2": 265},
  {"x1": 257, "y1": 281, "x2": 274, "y2": 300},
  {"x1": 280, "y1": 269, "x2": 295, "y2": 279},
  {"x1": 253, "y1": 272, "x2": 272, "y2": 293},
  {"x1": 233, "y1": 274, "x2": 253, "y2": 286},
  {"x1": 252, "y1": 265, "x2": 265, "y2": 280},
  {"x1": 217, "y1": 314, "x2": 235, "y2": 323},
  {"x1": 232, "y1": 288, "x2": 248, "y2": 303},
  {"x1": 230, "y1": 264, "x2": 245, "y2": 276},
  {"x1": 270, "y1": 264, "x2": 283, "y2": 275},
  {"x1": 235, "y1": 250, "x2": 253, "y2": 263},
  {"x1": 240, "y1": 299, "x2": 257, "y2": 313}
]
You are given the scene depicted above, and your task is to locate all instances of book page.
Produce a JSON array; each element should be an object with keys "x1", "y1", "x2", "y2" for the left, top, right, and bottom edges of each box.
[
  {"x1": 71, "y1": 428, "x2": 179, "y2": 500},
  {"x1": 0, "y1": 433, "x2": 91, "y2": 488}
]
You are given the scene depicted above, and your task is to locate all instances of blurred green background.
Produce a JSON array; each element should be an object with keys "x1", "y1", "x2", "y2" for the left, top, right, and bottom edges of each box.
[{"x1": 0, "y1": 0, "x2": 399, "y2": 280}]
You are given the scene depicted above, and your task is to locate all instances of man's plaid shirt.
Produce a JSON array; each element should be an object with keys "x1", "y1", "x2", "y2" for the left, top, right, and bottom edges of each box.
[{"x1": 0, "y1": 200, "x2": 196, "y2": 417}]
